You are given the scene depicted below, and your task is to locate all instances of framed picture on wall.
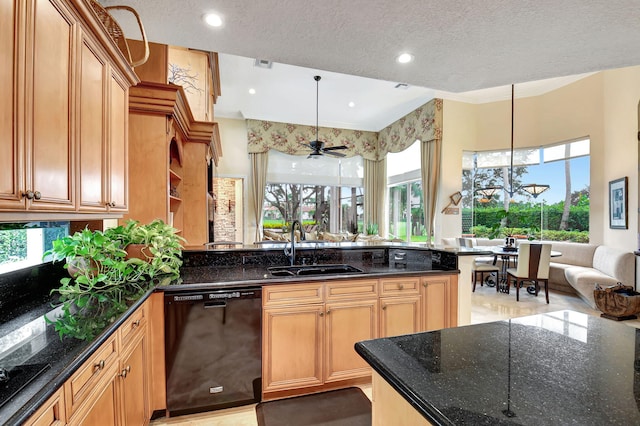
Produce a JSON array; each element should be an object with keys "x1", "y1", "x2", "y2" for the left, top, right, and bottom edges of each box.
[{"x1": 609, "y1": 177, "x2": 628, "y2": 229}]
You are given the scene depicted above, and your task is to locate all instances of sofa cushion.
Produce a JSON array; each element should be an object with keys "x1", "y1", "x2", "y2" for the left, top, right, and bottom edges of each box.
[
  {"x1": 592, "y1": 246, "x2": 636, "y2": 286},
  {"x1": 548, "y1": 262, "x2": 573, "y2": 289},
  {"x1": 548, "y1": 242, "x2": 597, "y2": 267},
  {"x1": 565, "y1": 267, "x2": 624, "y2": 309}
]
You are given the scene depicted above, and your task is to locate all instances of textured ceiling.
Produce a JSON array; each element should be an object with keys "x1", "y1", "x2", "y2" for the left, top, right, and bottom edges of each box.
[{"x1": 101, "y1": 0, "x2": 640, "y2": 130}]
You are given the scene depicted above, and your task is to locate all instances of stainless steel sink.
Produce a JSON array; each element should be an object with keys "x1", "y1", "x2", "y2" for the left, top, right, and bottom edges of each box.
[{"x1": 267, "y1": 264, "x2": 364, "y2": 277}]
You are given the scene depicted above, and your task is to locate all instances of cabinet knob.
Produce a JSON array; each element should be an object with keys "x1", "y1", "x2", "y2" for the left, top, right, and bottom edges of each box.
[
  {"x1": 110, "y1": 201, "x2": 116, "y2": 207},
  {"x1": 382, "y1": 305, "x2": 387, "y2": 310},
  {"x1": 33, "y1": 191, "x2": 42, "y2": 200},
  {"x1": 319, "y1": 312, "x2": 324, "y2": 317},
  {"x1": 326, "y1": 309, "x2": 331, "y2": 315},
  {"x1": 398, "y1": 284, "x2": 404, "y2": 290},
  {"x1": 94, "y1": 359, "x2": 105, "y2": 371},
  {"x1": 119, "y1": 368, "x2": 128, "y2": 378},
  {"x1": 132, "y1": 319, "x2": 140, "y2": 328},
  {"x1": 22, "y1": 191, "x2": 34, "y2": 200}
]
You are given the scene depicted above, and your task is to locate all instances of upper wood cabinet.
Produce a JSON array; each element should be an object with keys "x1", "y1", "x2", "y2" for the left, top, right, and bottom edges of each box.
[{"x1": 0, "y1": 0, "x2": 138, "y2": 213}]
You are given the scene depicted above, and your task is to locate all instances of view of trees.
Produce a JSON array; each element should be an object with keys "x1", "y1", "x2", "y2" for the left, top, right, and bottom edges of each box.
[{"x1": 462, "y1": 153, "x2": 590, "y2": 242}]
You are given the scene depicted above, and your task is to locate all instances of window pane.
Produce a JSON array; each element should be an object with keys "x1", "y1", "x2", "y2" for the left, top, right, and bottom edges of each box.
[
  {"x1": 410, "y1": 181, "x2": 425, "y2": 242},
  {"x1": 0, "y1": 222, "x2": 69, "y2": 274},
  {"x1": 388, "y1": 184, "x2": 408, "y2": 240}
]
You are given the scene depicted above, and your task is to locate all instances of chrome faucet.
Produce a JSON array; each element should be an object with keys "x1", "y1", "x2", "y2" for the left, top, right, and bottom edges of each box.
[{"x1": 284, "y1": 220, "x2": 305, "y2": 266}]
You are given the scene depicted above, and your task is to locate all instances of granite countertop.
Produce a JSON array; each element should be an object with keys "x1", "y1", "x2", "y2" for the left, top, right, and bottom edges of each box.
[
  {"x1": 356, "y1": 310, "x2": 640, "y2": 426},
  {"x1": 0, "y1": 244, "x2": 460, "y2": 424},
  {"x1": 0, "y1": 290, "x2": 152, "y2": 426}
]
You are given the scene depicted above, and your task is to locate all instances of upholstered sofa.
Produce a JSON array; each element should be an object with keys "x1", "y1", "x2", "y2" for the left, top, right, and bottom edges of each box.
[{"x1": 442, "y1": 237, "x2": 636, "y2": 309}]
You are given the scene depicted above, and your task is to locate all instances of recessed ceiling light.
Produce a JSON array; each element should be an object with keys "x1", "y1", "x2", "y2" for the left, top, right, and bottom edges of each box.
[
  {"x1": 203, "y1": 13, "x2": 223, "y2": 27},
  {"x1": 248, "y1": 88, "x2": 256, "y2": 95},
  {"x1": 396, "y1": 53, "x2": 414, "y2": 64},
  {"x1": 348, "y1": 101, "x2": 355, "y2": 108}
]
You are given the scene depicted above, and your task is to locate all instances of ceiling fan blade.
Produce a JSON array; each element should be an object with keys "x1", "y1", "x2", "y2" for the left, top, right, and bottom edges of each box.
[
  {"x1": 322, "y1": 145, "x2": 348, "y2": 151},
  {"x1": 323, "y1": 150, "x2": 346, "y2": 157}
]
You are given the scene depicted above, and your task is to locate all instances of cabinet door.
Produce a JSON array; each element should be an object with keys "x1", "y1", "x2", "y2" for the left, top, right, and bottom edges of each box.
[
  {"x1": 421, "y1": 276, "x2": 450, "y2": 331},
  {"x1": 77, "y1": 34, "x2": 107, "y2": 211},
  {"x1": 107, "y1": 70, "x2": 128, "y2": 211},
  {"x1": 120, "y1": 335, "x2": 148, "y2": 426},
  {"x1": 324, "y1": 299, "x2": 378, "y2": 383},
  {"x1": 28, "y1": 0, "x2": 75, "y2": 210},
  {"x1": 0, "y1": 0, "x2": 25, "y2": 209},
  {"x1": 24, "y1": 387, "x2": 66, "y2": 426},
  {"x1": 380, "y1": 295, "x2": 422, "y2": 338},
  {"x1": 262, "y1": 304, "x2": 324, "y2": 392},
  {"x1": 68, "y1": 373, "x2": 118, "y2": 426}
]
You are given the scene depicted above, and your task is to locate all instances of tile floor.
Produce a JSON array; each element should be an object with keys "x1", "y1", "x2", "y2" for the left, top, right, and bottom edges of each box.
[{"x1": 151, "y1": 284, "x2": 640, "y2": 425}]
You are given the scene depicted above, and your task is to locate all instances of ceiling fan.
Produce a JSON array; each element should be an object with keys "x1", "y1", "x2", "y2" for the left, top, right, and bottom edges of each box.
[{"x1": 301, "y1": 75, "x2": 348, "y2": 159}]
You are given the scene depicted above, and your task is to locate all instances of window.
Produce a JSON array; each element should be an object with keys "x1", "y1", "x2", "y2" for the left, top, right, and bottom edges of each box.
[
  {"x1": 0, "y1": 222, "x2": 69, "y2": 274},
  {"x1": 386, "y1": 141, "x2": 426, "y2": 242},
  {"x1": 462, "y1": 138, "x2": 590, "y2": 241},
  {"x1": 263, "y1": 151, "x2": 363, "y2": 233}
]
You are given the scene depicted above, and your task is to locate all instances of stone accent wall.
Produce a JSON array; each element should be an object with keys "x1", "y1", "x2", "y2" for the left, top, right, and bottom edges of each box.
[{"x1": 213, "y1": 178, "x2": 237, "y2": 241}]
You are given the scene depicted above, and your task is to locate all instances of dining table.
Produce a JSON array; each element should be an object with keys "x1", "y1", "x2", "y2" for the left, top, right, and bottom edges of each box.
[{"x1": 487, "y1": 245, "x2": 562, "y2": 294}]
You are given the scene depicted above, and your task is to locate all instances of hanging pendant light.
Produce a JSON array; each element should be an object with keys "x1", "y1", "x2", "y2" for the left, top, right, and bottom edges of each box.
[{"x1": 476, "y1": 84, "x2": 549, "y2": 201}]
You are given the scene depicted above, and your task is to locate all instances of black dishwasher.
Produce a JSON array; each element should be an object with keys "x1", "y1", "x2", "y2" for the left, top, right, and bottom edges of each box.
[{"x1": 164, "y1": 287, "x2": 262, "y2": 417}]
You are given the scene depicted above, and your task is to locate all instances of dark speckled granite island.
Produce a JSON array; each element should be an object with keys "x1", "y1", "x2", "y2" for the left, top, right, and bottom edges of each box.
[{"x1": 356, "y1": 310, "x2": 640, "y2": 426}]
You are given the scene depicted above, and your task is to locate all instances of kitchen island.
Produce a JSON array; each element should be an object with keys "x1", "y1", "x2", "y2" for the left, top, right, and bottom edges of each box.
[{"x1": 355, "y1": 310, "x2": 640, "y2": 425}]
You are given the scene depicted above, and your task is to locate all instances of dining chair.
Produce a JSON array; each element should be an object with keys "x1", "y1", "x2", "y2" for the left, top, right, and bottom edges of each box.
[
  {"x1": 506, "y1": 242, "x2": 552, "y2": 303},
  {"x1": 472, "y1": 259, "x2": 500, "y2": 291}
]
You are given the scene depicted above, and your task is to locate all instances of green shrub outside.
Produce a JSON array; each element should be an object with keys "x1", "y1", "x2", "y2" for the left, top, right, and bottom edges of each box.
[{"x1": 0, "y1": 229, "x2": 27, "y2": 263}]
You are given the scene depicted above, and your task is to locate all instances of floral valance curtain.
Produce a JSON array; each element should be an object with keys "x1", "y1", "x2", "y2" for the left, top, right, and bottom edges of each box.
[
  {"x1": 246, "y1": 98, "x2": 443, "y2": 160},
  {"x1": 377, "y1": 98, "x2": 443, "y2": 156},
  {"x1": 247, "y1": 120, "x2": 378, "y2": 161}
]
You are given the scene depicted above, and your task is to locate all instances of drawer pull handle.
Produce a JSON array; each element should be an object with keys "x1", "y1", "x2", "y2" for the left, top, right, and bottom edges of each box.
[
  {"x1": 132, "y1": 319, "x2": 140, "y2": 328},
  {"x1": 94, "y1": 360, "x2": 105, "y2": 371}
]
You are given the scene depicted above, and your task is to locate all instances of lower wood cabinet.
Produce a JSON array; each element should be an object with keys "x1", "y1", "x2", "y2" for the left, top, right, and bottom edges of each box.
[
  {"x1": 23, "y1": 387, "x2": 66, "y2": 426},
  {"x1": 262, "y1": 274, "x2": 458, "y2": 399},
  {"x1": 26, "y1": 300, "x2": 150, "y2": 426}
]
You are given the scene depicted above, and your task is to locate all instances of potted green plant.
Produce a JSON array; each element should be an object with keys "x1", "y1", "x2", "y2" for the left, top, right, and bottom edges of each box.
[
  {"x1": 44, "y1": 220, "x2": 184, "y2": 340},
  {"x1": 105, "y1": 219, "x2": 185, "y2": 277}
]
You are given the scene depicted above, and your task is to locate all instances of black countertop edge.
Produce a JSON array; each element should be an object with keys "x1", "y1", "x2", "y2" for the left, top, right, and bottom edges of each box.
[
  {"x1": 168, "y1": 268, "x2": 460, "y2": 292},
  {"x1": 354, "y1": 341, "x2": 454, "y2": 426},
  {"x1": 3, "y1": 289, "x2": 154, "y2": 426}
]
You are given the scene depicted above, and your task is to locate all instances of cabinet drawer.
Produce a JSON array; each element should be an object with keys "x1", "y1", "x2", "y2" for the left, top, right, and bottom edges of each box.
[
  {"x1": 24, "y1": 387, "x2": 66, "y2": 426},
  {"x1": 379, "y1": 277, "x2": 420, "y2": 296},
  {"x1": 263, "y1": 283, "x2": 324, "y2": 307},
  {"x1": 325, "y1": 279, "x2": 378, "y2": 301},
  {"x1": 65, "y1": 334, "x2": 118, "y2": 417},
  {"x1": 119, "y1": 303, "x2": 146, "y2": 350}
]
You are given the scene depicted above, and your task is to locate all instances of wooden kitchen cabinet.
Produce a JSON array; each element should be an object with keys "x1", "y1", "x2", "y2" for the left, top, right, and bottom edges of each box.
[
  {"x1": 23, "y1": 387, "x2": 66, "y2": 426},
  {"x1": 324, "y1": 298, "x2": 378, "y2": 383},
  {"x1": 77, "y1": 31, "x2": 130, "y2": 213},
  {"x1": 262, "y1": 303, "x2": 324, "y2": 392},
  {"x1": 421, "y1": 274, "x2": 458, "y2": 331},
  {"x1": 262, "y1": 273, "x2": 458, "y2": 399},
  {"x1": 380, "y1": 295, "x2": 422, "y2": 338},
  {"x1": 124, "y1": 81, "x2": 215, "y2": 245},
  {"x1": 0, "y1": 0, "x2": 137, "y2": 213},
  {"x1": 262, "y1": 280, "x2": 377, "y2": 398},
  {"x1": 26, "y1": 300, "x2": 151, "y2": 426}
]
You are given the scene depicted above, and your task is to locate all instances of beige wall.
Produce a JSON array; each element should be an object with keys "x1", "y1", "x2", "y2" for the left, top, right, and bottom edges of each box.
[
  {"x1": 215, "y1": 117, "x2": 256, "y2": 244},
  {"x1": 440, "y1": 67, "x2": 640, "y2": 252}
]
